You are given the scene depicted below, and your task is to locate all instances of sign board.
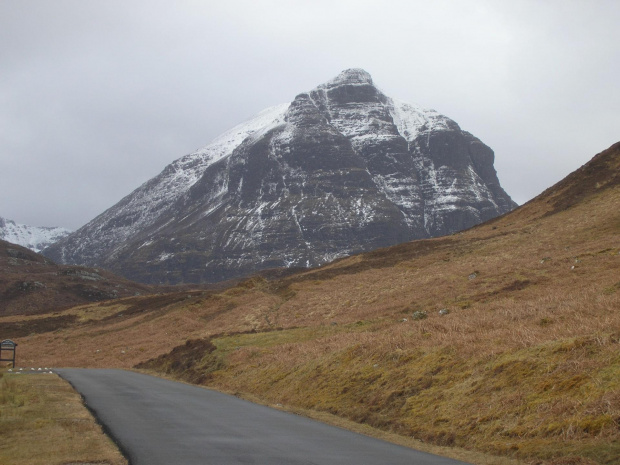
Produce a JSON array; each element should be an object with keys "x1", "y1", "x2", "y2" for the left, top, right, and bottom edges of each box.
[{"x1": 0, "y1": 339, "x2": 17, "y2": 368}]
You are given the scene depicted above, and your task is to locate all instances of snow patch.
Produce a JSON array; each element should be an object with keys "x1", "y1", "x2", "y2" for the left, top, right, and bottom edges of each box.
[
  {"x1": 0, "y1": 216, "x2": 71, "y2": 252},
  {"x1": 388, "y1": 98, "x2": 451, "y2": 143},
  {"x1": 158, "y1": 252, "x2": 174, "y2": 262}
]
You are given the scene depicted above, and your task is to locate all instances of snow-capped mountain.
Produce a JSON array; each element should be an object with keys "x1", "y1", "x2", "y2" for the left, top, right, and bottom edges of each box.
[
  {"x1": 0, "y1": 216, "x2": 71, "y2": 253},
  {"x1": 44, "y1": 69, "x2": 516, "y2": 284}
]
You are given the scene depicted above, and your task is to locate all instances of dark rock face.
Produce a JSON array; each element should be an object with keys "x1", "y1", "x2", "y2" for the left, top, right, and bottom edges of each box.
[{"x1": 44, "y1": 69, "x2": 516, "y2": 284}]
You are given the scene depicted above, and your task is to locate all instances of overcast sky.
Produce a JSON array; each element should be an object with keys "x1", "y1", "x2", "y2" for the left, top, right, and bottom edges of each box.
[{"x1": 1, "y1": 0, "x2": 619, "y2": 230}]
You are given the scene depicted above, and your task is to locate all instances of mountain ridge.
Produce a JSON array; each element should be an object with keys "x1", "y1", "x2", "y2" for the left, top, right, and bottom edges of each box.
[
  {"x1": 45, "y1": 69, "x2": 516, "y2": 284},
  {"x1": 0, "y1": 216, "x2": 71, "y2": 253}
]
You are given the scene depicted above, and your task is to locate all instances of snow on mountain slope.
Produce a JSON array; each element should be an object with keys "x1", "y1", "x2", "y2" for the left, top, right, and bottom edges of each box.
[
  {"x1": 0, "y1": 217, "x2": 71, "y2": 252},
  {"x1": 45, "y1": 69, "x2": 516, "y2": 284},
  {"x1": 48, "y1": 104, "x2": 289, "y2": 265}
]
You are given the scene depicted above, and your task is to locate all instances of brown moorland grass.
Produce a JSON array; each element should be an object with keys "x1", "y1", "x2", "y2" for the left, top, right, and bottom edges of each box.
[
  {"x1": 1, "y1": 142, "x2": 619, "y2": 464},
  {"x1": 0, "y1": 239, "x2": 153, "y2": 316},
  {"x1": 0, "y1": 371, "x2": 127, "y2": 465}
]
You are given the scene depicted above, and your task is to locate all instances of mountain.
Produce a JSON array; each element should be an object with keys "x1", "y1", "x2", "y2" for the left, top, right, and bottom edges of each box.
[
  {"x1": 44, "y1": 69, "x2": 516, "y2": 284},
  {"x1": 0, "y1": 239, "x2": 151, "y2": 316},
  {"x1": 0, "y1": 216, "x2": 71, "y2": 252},
  {"x1": 11, "y1": 142, "x2": 620, "y2": 464}
]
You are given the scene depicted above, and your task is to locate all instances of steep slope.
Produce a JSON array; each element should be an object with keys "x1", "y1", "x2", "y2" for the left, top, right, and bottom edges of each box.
[
  {"x1": 0, "y1": 239, "x2": 151, "y2": 316},
  {"x1": 5, "y1": 142, "x2": 620, "y2": 464},
  {"x1": 45, "y1": 69, "x2": 515, "y2": 284},
  {"x1": 0, "y1": 217, "x2": 71, "y2": 252},
  {"x1": 42, "y1": 104, "x2": 289, "y2": 267}
]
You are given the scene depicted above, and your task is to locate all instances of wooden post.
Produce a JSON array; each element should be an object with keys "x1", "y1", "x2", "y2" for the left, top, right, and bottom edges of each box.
[{"x1": 0, "y1": 339, "x2": 17, "y2": 368}]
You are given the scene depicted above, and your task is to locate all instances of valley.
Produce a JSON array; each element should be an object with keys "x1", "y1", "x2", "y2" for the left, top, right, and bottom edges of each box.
[{"x1": 2, "y1": 142, "x2": 618, "y2": 464}]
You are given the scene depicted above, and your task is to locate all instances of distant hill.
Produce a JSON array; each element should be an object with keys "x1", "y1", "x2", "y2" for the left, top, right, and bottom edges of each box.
[
  {"x1": 0, "y1": 216, "x2": 70, "y2": 252},
  {"x1": 0, "y1": 239, "x2": 151, "y2": 316}
]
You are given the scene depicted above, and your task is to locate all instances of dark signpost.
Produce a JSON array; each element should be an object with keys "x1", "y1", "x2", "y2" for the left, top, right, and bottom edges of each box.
[{"x1": 1, "y1": 339, "x2": 17, "y2": 368}]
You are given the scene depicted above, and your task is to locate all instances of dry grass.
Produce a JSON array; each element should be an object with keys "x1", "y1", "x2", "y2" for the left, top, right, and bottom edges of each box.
[
  {"x1": 0, "y1": 239, "x2": 153, "y2": 317},
  {"x1": 228, "y1": 390, "x2": 524, "y2": 465},
  {"x1": 208, "y1": 326, "x2": 620, "y2": 462},
  {"x1": 0, "y1": 371, "x2": 127, "y2": 465}
]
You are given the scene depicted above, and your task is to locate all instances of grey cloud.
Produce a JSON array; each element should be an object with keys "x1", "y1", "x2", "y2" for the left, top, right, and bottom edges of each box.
[{"x1": 1, "y1": 0, "x2": 619, "y2": 229}]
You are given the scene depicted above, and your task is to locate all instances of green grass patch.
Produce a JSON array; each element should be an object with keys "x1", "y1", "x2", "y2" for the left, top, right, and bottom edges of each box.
[{"x1": 212, "y1": 320, "x2": 378, "y2": 354}]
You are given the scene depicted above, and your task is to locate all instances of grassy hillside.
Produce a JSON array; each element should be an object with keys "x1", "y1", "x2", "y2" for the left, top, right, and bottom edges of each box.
[
  {"x1": 2, "y1": 142, "x2": 619, "y2": 464},
  {"x1": 0, "y1": 239, "x2": 152, "y2": 316}
]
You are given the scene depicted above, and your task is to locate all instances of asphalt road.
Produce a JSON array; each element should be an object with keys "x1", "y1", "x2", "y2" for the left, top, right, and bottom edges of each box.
[{"x1": 57, "y1": 369, "x2": 470, "y2": 465}]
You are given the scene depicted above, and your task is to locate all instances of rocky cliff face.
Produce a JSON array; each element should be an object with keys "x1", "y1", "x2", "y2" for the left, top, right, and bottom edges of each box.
[{"x1": 44, "y1": 69, "x2": 516, "y2": 284}]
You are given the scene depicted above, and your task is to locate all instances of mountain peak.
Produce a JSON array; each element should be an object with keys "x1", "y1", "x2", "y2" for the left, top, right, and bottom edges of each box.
[
  {"x1": 322, "y1": 68, "x2": 374, "y2": 88},
  {"x1": 45, "y1": 70, "x2": 516, "y2": 284}
]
